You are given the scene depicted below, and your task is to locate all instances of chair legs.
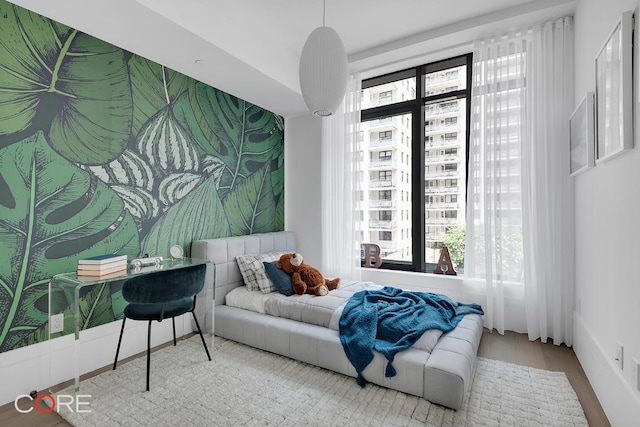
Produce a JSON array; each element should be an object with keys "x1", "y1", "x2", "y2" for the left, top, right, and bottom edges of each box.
[
  {"x1": 113, "y1": 317, "x2": 153, "y2": 392},
  {"x1": 113, "y1": 317, "x2": 127, "y2": 370},
  {"x1": 191, "y1": 312, "x2": 212, "y2": 361},
  {"x1": 113, "y1": 314, "x2": 209, "y2": 392},
  {"x1": 172, "y1": 317, "x2": 177, "y2": 346},
  {"x1": 146, "y1": 320, "x2": 152, "y2": 391}
]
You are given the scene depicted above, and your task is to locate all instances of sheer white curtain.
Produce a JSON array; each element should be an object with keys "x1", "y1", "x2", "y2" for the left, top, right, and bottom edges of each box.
[
  {"x1": 321, "y1": 75, "x2": 362, "y2": 281},
  {"x1": 465, "y1": 17, "x2": 574, "y2": 345}
]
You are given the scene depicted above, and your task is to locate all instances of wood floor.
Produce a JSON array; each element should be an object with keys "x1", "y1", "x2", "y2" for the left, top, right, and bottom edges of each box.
[{"x1": 0, "y1": 330, "x2": 610, "y2": 427}]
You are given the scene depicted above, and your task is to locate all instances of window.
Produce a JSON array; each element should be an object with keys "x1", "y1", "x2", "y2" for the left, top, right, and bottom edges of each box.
[
  {"x1": 359, "y1": 54, "x2": 471, "y2": 272},
  {"x1": 379, "y1": 170, "x2": 392, "y2": 181},
  {"x1": 379, "y1": 231, "x2": 392, "y2": 241},
  {"x1": 379, "y1": 90, "x2": 393, "y2": 102},
  {"x1": 379, "y1": 130, "x2": 392, "y2": 141},
  {"x1": 444, "y1": 132, "x2": 457, "y2": 142},
  {"x1": 379, "y1": 151, "x2": 392, "y2": 162}
]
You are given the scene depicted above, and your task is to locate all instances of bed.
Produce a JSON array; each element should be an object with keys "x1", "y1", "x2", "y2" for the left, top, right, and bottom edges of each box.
[{"x1": 191, "y1": 231, "x2": 483, "y2": 410}]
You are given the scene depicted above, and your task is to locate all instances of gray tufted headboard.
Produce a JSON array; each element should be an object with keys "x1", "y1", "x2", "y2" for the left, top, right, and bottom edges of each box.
[{"x1": 191, "y1": 231, "x2": 297, "y2": 310}]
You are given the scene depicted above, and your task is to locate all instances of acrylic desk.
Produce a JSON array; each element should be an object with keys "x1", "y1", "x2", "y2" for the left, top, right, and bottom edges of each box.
[{"x1": 48, "y1": 258, "x2": 213, "y2": 391}]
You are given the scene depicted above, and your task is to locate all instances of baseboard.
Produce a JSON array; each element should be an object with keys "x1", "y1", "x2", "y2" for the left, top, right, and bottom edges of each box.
[
  {"x1": 0, "y1": 314, "x2": 196, "y2": 407},
  {"x1": 573, "y1": 313, "x2": 640, "y2": 427}
]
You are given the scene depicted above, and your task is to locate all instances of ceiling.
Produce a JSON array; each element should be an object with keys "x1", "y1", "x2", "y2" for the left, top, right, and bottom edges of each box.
[{"x1": 9, "y1": 0, "x2": 576, "y2": 118}]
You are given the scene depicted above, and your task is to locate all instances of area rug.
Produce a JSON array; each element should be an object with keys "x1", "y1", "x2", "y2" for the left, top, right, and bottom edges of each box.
[{"x1": 56, "y1": 336, "x2": 588, "y2": 426}]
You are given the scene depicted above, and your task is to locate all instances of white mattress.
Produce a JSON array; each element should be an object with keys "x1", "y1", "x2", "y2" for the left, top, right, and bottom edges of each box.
[
  {"x1": 225, "y1": 281, "x2": 443, "y2": 353},
  {"x1": 224, "y1": 286, "x2": 272, "y2": 313},
  {"x1": 266, "y1": 280, "x2": 379, "y2": 327}
]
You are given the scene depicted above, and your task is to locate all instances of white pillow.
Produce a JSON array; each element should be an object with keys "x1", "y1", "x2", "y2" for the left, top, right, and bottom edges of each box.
[{"x1": 235, "y1": 252, "x2": 284, "y2": 293}]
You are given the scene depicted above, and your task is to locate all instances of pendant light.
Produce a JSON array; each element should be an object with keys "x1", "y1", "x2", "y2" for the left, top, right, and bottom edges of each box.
[{"x1": 299, "y1": 0, "x2": 348, "y2": 117}]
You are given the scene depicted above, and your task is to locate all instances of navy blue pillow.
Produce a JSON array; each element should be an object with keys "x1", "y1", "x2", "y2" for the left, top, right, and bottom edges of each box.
[{"x1": 263, "y1": 261, "x2": 294, "y2": 296}]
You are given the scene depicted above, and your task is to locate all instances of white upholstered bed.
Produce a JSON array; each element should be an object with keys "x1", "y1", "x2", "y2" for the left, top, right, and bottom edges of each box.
[{"x1": 191, "y1": 231, "x2": 483, "y2": 410}]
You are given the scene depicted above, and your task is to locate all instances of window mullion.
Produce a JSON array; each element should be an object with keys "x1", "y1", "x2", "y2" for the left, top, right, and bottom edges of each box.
[
  {"x1": 412, "y1": 66, "x2": 425, "y2": 272},
  {"x1": 464, "y1": 52, "x2": 473, "y2": 211},
  {"x1": 360, "y1": 100, "x2": 414, "y2": 122}
]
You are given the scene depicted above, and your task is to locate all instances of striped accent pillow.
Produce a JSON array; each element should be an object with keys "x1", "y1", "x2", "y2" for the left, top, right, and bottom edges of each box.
[{"x1": 235, "y1": 252, "x2": 285, "y2": 293}]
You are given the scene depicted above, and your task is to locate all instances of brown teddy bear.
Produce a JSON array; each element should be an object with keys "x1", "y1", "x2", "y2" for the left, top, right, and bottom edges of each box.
[{"x1": 275, "y1": 253, "x2": 340, "y2": 296}]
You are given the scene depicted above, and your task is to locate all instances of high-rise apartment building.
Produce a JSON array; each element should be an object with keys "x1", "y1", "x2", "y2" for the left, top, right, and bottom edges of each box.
[{"x1": 423, "y1": 69, "x2": 467, "y2": 266}]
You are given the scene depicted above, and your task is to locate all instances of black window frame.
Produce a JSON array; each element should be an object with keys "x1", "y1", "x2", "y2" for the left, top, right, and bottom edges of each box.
[{"x1": 361, "y1": 53, "x2": 473, "y2": 272}]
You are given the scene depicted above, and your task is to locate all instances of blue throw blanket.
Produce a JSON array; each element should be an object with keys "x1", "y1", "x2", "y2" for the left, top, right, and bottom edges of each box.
[{"x1": 338, "y1": 286, "x2": 484, "y2": 387}]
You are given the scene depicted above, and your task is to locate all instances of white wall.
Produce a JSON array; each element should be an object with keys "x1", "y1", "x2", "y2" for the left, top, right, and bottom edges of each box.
[
  {"x1": 572, "y1": 0, "x2": 640, "y2": 425},
  {"x1": 284, "y1": 114, "x2": 324, "y2": 267}
]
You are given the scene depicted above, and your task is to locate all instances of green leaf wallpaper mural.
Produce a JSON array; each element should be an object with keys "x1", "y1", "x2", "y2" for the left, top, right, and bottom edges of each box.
[
  {"x1": 173, "y1": 83, "x2": 284, "y2": 199},
  {"x1": 0, "y1": 1, "x2": 284, "y2": 353},
  {"x1": 0, "y1": 4, "x2": 132, "y2": 164},
  {"x1": 224, "y1": 165, "x2": 276, "y2": 236}
]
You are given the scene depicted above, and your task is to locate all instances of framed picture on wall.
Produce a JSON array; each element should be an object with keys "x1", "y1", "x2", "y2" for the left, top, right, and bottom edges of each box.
[
  {"x1": 569, "y1": 92, "x2": 595, "y2": 176},
  {"x1": 594, "y1": 10, "x2": 634, "y2": 163}
]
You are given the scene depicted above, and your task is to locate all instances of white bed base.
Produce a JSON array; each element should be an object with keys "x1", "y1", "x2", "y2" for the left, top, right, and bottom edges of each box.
[{"x1": 191, "y1": 231, "x2": 482, "y2": 410}]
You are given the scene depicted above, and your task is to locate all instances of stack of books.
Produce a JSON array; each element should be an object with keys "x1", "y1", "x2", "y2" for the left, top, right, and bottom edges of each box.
[{"x1": 77, "y1": 254, "x2": 128, "y2": 278}]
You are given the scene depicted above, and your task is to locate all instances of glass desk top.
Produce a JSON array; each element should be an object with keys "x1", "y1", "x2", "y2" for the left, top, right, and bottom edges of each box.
[{"x1": 52, "y1": 257, "x2": 210, "y2": 288}]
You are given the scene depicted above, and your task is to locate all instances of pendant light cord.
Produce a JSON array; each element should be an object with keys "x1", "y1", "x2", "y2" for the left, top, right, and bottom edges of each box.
[{"x1": 323, "y1": 0, "x2": 326, "y2": 27}]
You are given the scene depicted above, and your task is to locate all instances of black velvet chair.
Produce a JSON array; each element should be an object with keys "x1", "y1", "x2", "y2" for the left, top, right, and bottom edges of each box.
[{"x1": 112, "y1": 264, "x2": 211, "y2": 391}]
